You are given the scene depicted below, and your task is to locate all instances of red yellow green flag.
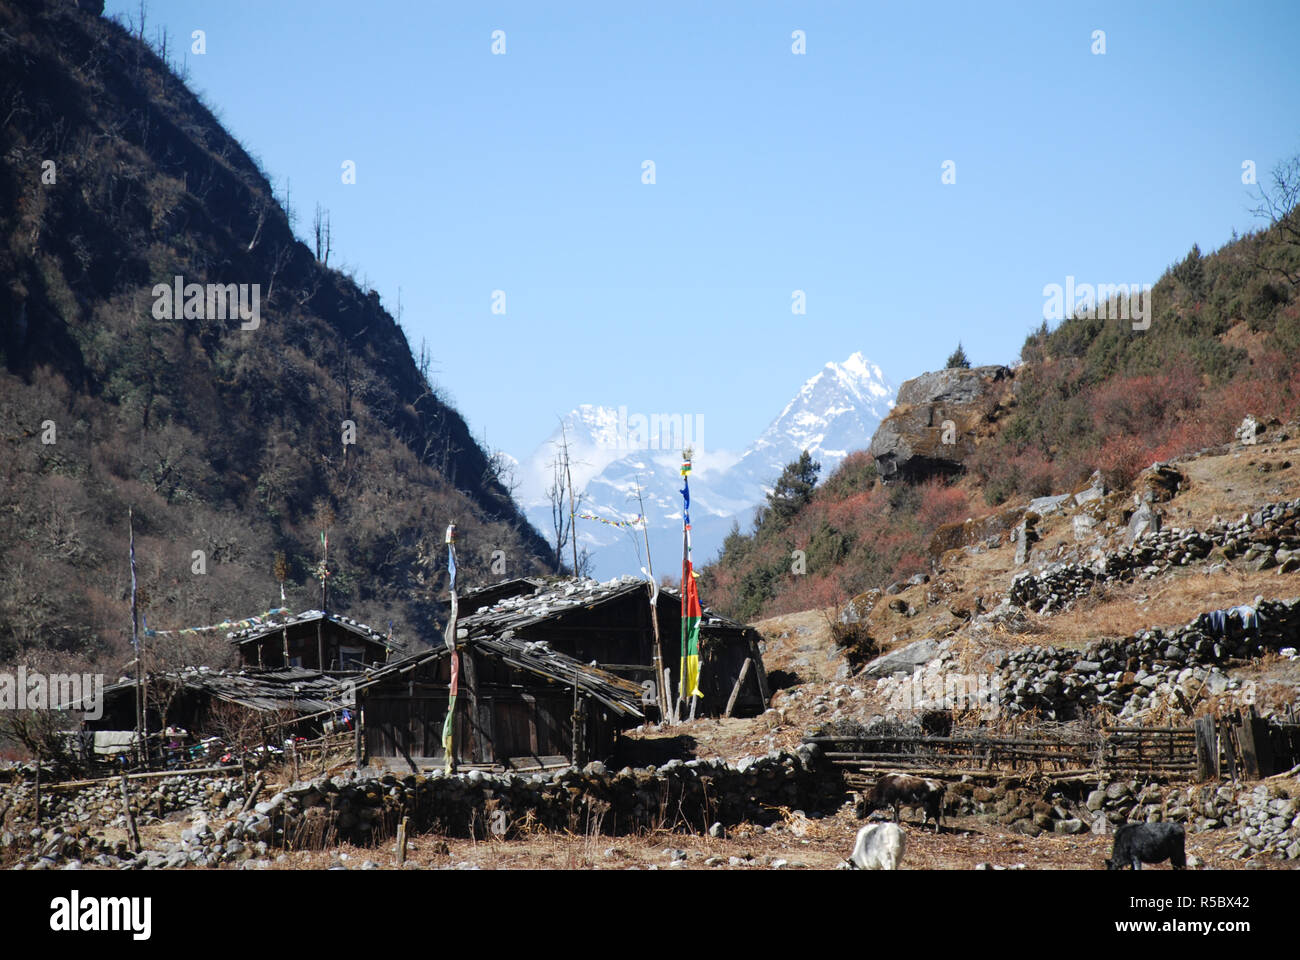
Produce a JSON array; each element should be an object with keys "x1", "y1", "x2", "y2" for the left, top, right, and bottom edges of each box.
[{"x1": 680, "y1": 458, "x2": 702, "y2": 700}]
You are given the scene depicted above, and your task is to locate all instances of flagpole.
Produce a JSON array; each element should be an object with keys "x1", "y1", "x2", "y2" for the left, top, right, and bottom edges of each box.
[
  {"x1": 442, "y1": 523, "x2": 459, "y2": 775},
  {"x1": 679, "y1": 450, "x2": 692, "y2": 722},
  {"x1": 679, "y1": 449, "x2": 702, "y2": 722}
]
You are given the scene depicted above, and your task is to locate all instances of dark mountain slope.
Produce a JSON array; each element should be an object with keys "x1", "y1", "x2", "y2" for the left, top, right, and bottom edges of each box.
[{"x1": 0, "y1": 0, "x2": 551, "y2": 667}]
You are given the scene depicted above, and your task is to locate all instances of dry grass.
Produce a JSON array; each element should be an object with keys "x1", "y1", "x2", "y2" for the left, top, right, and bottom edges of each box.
[
  {"x1": 1028, "y1": 568, "x2": 1300, "y2": 650},
  {"x1": 250, "y1": 808, "x2": 1290, "y2": 871}
]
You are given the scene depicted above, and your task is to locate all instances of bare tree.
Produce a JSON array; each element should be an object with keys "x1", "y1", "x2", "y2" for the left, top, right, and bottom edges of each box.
[
  {"x1": 207, "y1": 701, "x2": 295, "y2": 759},
  {"x1": 547, "y1": 454, "x2": 572, "y2": 574},
  {"x1": 312, "y1": 202, "x2": 332, "y2": 266},
  {"x1": 247, "y1": 196, "x2": 269, "y2": 251},
  {"x1": 1250, "y1": 151, "x2": 1300, "y2": 286},
  {"x1": 0, "y1": 711, "x2": 78, "y2": 770},
  {"x1": 546, "y1": 429, "x2": 586, "y2": 574},
  {"x1": 265, "y1": 241, "x2": 292, "y2": 305},
  {"x1": 485, "y1": 449, "x2": 519, "y2": 499}
]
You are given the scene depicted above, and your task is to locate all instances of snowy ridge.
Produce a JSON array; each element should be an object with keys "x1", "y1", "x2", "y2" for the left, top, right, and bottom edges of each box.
[{"x1": 515, "y1": 353, "x2": 895, "y2": 578}]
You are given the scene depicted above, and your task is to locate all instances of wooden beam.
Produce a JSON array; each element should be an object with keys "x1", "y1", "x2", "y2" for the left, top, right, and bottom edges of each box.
[
  {"x1": 725, "y1": 658, "x2": 753, "y2": 718},
  {"x1": 45, "y1": 765, "x2": 241, "y2": 790},
  {"x1": 1194, "y1": 716, "x2": 1217, "y2": 782},
  {"x1": 1221, "y1": 716, "x2": 1238, "y2": 781},
  {"x1": 1236, "y1": 708, "x2": 1261, "y2": 780},
  {"x1": 239, "y1": 775, "x2": 266, "y2": 815}
]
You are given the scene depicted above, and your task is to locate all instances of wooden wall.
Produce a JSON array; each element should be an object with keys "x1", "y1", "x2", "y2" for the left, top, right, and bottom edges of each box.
[
  {"x1": 360, "y1": 650, "x2": 621, "y2": 770},
  {"x1": 238, "y1": 621, "x2": 387, "y2": 672},
  {"x1": 506, "y1": 592, "x2": 767, "y2": 716}
]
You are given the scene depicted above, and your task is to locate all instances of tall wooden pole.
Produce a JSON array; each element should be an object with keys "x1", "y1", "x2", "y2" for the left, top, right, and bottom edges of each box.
[
  {"x1": 635, "y1": 477, "x2": 670, "y2": 720},
  {"x1": 320, "y1": 528, "x2": 329, "y2": 610},
  {"x1": 129, "y1": 507, "x2": 144, "y2": 767},
  {"x1": 120, "y1": 770, "x2": 141, "y2": 853},
  {"x1": 443, "y1": 523, "x2": 459, "y2": 775},
  {"x1": 318, "y1": 529, "x2": 328, "y2": 669}
]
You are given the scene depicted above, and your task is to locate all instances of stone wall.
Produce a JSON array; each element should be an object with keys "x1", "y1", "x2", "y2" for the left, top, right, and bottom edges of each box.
[
  {"x1": 998, "y1": 598, "x2": 1300, "y2": 720},
  {"x1": 2, "y1": 747, "x2": 844, "y2": 870},
  {"x1": 1010, "y1": 497, "x2": 1300, "y2": 614}
]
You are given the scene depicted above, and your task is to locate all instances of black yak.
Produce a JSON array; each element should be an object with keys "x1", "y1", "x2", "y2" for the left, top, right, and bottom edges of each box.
[{"x1": 1105, "y1": 822, "x2": 1186, "y2": 870}]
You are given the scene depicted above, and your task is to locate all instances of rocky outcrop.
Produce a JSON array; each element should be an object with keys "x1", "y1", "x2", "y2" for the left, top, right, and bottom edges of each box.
[
  {"x1": 868, "y1": 365, "x2": 1012, "y2": 481},
  {"x1": 859, "y1": 638, "x2": 946, "y2": 678},
  {"x1": 928, "y1": 505, "x2": 1025, "y2": 560}
]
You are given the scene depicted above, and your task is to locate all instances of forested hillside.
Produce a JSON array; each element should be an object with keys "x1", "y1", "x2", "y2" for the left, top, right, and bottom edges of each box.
[
  {"x1": 703, "y1": 172, "x2": 1300, "y2": 623},
  {"x1": 0, "y1": 0, "x2": 552, "y2": 670}
]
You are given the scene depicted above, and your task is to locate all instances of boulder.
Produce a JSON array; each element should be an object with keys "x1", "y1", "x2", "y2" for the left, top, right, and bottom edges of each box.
[
  {"x1": 840, "y1": 589, "x2": 882, "y2": 625},
  {"x1": 1073, "y1": 471, "x2": 1107, "y2": 506},
  {"x1": 1128, "y1": 503, "x2": 1161, "y2": 543},
  {"x1": 869, "y1": 365, "x2": 1012, "y2": 481},
  {"x1": 1136, "y1": 463, "x2": 1184, "y2": 503},
  {"x1": 1073, "y1": 514, "x2": 1099, "y2": 541},
  {"x1": 1027, "y1": 494, "x2": 1072, "y2": 516},
  {"x1": 859, "y1": 638, "x2": 942, "y2": 678}
]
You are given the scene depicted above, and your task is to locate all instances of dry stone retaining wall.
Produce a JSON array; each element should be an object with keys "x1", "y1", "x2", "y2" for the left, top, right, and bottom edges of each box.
[{"x1": 1, "y1": 747, "x2": 843, "y2": 869}]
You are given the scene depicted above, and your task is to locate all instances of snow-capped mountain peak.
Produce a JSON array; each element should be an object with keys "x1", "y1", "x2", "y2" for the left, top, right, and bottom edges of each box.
[
  {"x1": 513, "y1": 353, "x2": 896, "y2": 578},
  {"x1": 733, "y1": 352, "x2": 895, "y2": 480}
]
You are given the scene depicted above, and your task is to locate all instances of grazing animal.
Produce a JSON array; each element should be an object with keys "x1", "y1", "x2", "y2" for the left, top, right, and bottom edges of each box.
[
  {"x1": 1105, "y1": 822, "x2": 1186, "y2": 870},
  {"x1": 863, "y1": 774, "x2": 946, "y2": 833},
  {"x1": 846, "y1": 823, "x2": 906, "y2": 870}
]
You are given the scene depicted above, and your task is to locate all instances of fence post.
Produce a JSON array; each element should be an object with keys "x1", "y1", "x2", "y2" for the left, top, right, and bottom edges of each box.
[
  {"x1": 1236, "y1": 707, "x2": 1262, "y2": 779},
  {"x1": 120, "y1": 771, "x2": 142, "y2": 853},
  {"x1": 1194, "y1": 717, "x2": 1216, "y2": 782},
  {"x1": 33, "y1": 754, "x2": 41, "y2": 829},
  {"x1": 1220, "y1": 717, "x2": 1237, "y2": 781}
]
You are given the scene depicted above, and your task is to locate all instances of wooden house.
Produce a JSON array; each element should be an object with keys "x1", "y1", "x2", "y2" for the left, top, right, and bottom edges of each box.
[
  {"x1": 227, "y1": 609, "x2": 397, "y2": 672},
  {"x1": 62, "y1": 666, "x2": 348, "y2": 764},
  {"x1": 454, "y1": 577, "x2": 770, "y2": 718},
  {"x1": 351, "y1": 635, "x2": 646, "y2": 772}
]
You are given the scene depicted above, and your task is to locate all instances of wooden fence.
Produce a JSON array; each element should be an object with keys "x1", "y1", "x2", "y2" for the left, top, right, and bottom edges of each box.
[
  {"x1": 1194, "y1": 707, "x2": 1300, "y2": 781},
  {"x1": 806, "y1": 724, "x2": 1194, "y2": 781},
  {"x1": 811, "y1": 710, "x2": 1300, "y2": 783}
]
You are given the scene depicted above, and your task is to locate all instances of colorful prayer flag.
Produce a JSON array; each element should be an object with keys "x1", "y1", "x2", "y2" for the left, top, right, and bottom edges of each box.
[
  {"x1": 443, "y1": 651, "x2": 459, "y2": 773},
  {"x1": 679, "y1": 458, "x2": 701, "y2": 700}
]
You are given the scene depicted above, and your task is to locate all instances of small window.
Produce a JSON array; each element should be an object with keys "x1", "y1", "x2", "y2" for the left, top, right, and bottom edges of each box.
[{"x1": 339, "y1": 645, "x2": 365, "y2": 669}]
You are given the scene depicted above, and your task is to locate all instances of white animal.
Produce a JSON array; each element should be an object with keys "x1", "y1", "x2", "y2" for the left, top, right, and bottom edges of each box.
[{"x1": 846, "y1": 822, "x2": 906, "y2": 870}]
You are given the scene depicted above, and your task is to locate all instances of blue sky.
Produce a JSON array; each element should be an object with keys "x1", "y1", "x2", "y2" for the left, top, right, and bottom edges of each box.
[{"x1": 108, "y1": 1, "x2": 1300, "y2": 462}]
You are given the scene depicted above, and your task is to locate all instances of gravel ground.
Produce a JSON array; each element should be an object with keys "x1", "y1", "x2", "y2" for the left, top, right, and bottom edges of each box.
[{"x1": 261, "y1": 807, "x2": 1293, "y2": 871}]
